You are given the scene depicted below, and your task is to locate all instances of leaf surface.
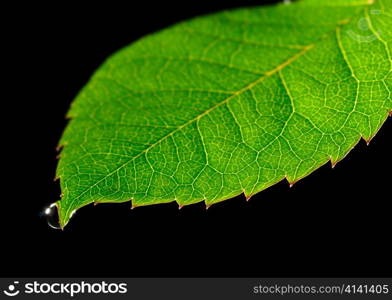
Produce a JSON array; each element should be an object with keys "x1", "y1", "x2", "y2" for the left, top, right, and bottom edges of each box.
[{"x1": 57, "y1": 0, "x2": 392, "y2": 228}]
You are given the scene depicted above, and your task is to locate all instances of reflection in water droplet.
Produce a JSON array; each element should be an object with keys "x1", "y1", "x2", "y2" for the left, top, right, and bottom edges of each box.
[{"x1": 44, "y1": 203, "x2": 61, "y2": 230}]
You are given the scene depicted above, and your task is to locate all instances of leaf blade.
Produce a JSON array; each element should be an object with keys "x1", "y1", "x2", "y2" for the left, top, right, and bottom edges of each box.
[{"x1": 57, "y1": 0, "x2": 391, "y2": 228}]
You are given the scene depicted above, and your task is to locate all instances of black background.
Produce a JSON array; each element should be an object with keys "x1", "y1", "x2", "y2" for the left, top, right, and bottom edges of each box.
[{"x1": 3, "y1": 0, "x2": 391, "y2": 278}]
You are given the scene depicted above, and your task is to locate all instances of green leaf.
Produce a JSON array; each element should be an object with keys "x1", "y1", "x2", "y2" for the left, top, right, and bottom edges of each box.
[{"x1": 56, "y1": 0, "x2": 392, "y2": 228}]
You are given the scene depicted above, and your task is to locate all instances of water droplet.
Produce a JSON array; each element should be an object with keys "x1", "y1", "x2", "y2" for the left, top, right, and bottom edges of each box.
[{"x1": 44, "y1": 203, "x2": 61, "y2": 230}]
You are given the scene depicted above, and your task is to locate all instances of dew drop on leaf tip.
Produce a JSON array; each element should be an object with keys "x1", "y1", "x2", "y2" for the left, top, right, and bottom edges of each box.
[{"x1": 43, "y1": 203, "x2": 61, "y2": 230}]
